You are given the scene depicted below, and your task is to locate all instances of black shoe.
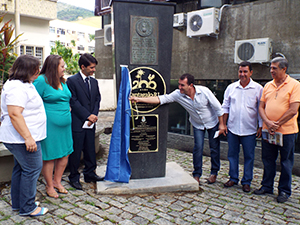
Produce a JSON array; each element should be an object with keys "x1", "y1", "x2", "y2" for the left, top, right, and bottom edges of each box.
[
  {"x1": 253, "y1": 187, "x2": 272, "y2": 195},
  {"x1": 277, "y1": 192, "x2": 289, "y2": 203},
  {"x1": 84, "y1": 174, "x2": 104, "y2": 183},
  {"x1": 69, "y1": 180, "x2": 82, "y2": 190}
]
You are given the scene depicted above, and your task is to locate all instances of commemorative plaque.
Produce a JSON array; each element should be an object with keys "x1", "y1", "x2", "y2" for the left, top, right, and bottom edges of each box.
[
  {"x1": 130, "y1": 115, "x2": 158, "y2": 152},
  {"x1": 130, "y1": 67, "x2": 164, "y2": 155},
  {"x1": 130, "y1": 16, "x2": 158, "y2": 65}
]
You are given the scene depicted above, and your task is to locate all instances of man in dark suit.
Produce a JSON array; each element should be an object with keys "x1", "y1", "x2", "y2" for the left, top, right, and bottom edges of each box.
[{"x1": 67, "y1": 53, "x2": 103, "y2": 190}]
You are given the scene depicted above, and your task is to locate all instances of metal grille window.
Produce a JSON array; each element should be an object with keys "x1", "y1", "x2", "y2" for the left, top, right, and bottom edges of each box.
[
  {"x1": 20, "y1": 45, "x2": 24, "y2": 55},
  {"x1": 57, "y1": 28, "x2": 65, "y2": 35},
  {"x1": 26, "y1": 46, "x2": 34, "y2": 55},
  {"x1": 78, "y1": 32, "x2": 85, "y2": 38},
  {"x1": 77, "y1": 45, "x2": 84, "y2": 51},
  {"x1": 19, "y1": 45, "x2": 44, "y2": 66},
  {"x1": 35, "y1": 47, "x2": 43, "y2": 65},
  {"x1": 49, "y1": 26, "x2": 55, "y2": 33},
  {"x1": 88, "y1": 46, "x2": 95, "y2": 52},
  {"x1": 50, "y1": 41, "x2": 55, "y2": 47}
]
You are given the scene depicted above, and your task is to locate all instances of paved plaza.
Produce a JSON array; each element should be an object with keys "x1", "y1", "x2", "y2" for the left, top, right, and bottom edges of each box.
[{"x1": 0, "y1": 112, "x2": 300, "y2": 224}]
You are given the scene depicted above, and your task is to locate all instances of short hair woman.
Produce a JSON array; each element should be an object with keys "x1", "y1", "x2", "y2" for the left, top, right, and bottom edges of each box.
[{"x1": 0, "y1": 55, "x2": 48, "y2": 216}]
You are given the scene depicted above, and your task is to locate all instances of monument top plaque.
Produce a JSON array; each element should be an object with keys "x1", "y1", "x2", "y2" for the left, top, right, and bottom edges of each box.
[{"x1": 130, "y1": 16, "x2": 158, "y2": 65}]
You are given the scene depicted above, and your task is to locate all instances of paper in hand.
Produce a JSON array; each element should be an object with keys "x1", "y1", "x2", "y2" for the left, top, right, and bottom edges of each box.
[
  {"x1": 82, "y1": 121, "x2": 95, "y2": 129},
  {"x1": 214, "y1": 131, "x2": 220, "y2": 139}
]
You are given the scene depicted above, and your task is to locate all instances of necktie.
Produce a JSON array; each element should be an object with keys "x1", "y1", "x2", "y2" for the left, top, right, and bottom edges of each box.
[{"x1": 85, "y1": 77, "x2": 90, "y2": 96}]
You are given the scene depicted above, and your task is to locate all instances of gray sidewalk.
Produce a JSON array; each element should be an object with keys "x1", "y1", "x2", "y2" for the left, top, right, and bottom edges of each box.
[{"x1": 1, "y1": 112, "x2": 300, "y2": 224}]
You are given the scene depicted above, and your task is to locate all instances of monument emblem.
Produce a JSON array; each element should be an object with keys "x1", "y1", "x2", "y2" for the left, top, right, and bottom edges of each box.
[
  {"x1": 136, "y1": 18, "x2": 153, "y2": 37},
  {"x1": 130, "y1": 67, "x2": 166, "y2": 113},
  {"x1": 132, "y1": 69, "x2": 157, "y2": 90}
]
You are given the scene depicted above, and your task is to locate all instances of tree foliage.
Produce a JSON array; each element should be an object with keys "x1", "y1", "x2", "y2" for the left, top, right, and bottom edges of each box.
[
  {"x1": 50, "y1": 40, "x2": 80, "y2": 75},
  {"x1": 0, "y1": 14, "x2": 22, "y2": 87},
  {"x1": 89, "y1": 34, "x2": 95, "y2": 42}
]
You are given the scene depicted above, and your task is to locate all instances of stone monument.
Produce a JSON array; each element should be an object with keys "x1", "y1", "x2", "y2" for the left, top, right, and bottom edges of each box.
[{"x1": 112, "y1": 0, "x2": 174, "y2": 179}]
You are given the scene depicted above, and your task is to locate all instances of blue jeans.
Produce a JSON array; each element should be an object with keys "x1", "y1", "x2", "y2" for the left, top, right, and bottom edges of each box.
[
  {"x1": 192, "y1": 124, "x2": 220, "y2": 178},
  {"x1": 4, "y1": 142, "x2": 42, "y2": 215},
  {"x1": 227, "y1": 131, "x2": 256, "y2": 185},
  {"x1": 261, "y1": 133, "x2": 297, "y2": 196}
]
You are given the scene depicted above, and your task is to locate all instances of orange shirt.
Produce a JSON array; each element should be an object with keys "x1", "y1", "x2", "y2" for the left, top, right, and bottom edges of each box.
[{"x1": 260, "y1": 75, "x2": 300, "y2": 134}]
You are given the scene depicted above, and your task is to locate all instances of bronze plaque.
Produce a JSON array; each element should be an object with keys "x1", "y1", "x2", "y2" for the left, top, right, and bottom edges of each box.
[
  {"x1": 130, "y1": 16, "x2": 158, "y2": 65},
  {"x1": 130, "y1": 67, "x2": 166, "y2": 113},
  {"x1": 130, "y1": 115, "x2": 158, "y2": 153}
]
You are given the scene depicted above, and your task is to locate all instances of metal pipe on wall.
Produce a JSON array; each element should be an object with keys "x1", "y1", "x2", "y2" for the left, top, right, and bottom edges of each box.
[{"x1": 14, "y1": 0, "x2": 20, "y2": 55}]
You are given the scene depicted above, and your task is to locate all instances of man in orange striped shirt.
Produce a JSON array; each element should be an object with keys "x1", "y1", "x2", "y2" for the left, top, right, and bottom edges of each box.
[{"x1": 254, "y1": 57, "x2": 300, "y2": 203}]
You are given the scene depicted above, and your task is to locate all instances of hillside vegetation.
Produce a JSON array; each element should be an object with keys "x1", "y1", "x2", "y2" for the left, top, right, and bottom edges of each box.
[{"x1": 57, "y1": 2, "x2": 94, "y2": 21}]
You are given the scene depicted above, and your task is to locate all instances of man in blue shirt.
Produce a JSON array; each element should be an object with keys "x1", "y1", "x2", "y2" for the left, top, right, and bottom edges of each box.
[
  {"x1": 130, "y1": 73, "x2": 226, "y2": 185},
  {"x1": 222, "y1": 61, "x2": 263, "y2": 192}
]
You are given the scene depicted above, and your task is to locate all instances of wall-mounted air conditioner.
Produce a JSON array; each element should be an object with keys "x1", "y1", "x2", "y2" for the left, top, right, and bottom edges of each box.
[
  {"x1": 173, "y1": 13, "x2": 186, "y2": 28},
  {"x1": 186, "y1": 7, "x2": 219, "y2": 37},
  {"x1": 104, "y1": 24, "x2": 112, "y2": 46},
  {"x1": 234, "y1": 38, "x2": 272, "y2": 64}
]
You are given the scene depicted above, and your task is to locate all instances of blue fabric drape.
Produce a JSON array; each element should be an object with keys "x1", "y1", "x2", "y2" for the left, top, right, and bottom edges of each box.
[{"x1": 104, "y1": 66, "x2": 132, "y2": 183}]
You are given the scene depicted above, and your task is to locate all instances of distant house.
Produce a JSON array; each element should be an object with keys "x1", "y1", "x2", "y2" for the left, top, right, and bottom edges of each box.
[
  {"x1": 49, "y1": 19, "x2": 101, "y2": 55},
  {"x1": 0, "y1": 0, "x2": 57, "y2": 65}
]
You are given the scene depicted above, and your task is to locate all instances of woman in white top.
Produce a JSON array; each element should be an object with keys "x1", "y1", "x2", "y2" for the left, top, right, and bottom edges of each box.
[{"x1": 0, "y1": 55, "x2": 48, "y2": 216}]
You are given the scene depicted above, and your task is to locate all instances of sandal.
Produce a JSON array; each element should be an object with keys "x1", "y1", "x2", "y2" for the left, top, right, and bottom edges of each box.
[
  {"x1": 46, "y1": 188, "x2": 59, "y2": 198},
  {"x1": 54, "y1": 186, "x2": 68, "y2": 194},
  {"x1": 30, "y1": 207, "x2": 48, "y2": 216}
]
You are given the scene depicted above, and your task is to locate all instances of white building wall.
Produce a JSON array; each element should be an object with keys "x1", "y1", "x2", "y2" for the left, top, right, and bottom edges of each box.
[
  {"x1": 98, "y1": 79, "x2": 116, "y2": 110},
  {"x1": 19, "y1": 16, "x2": 51, "y2": 57},
  {"x1": 3, "y1": 14, "x2": 51, "y2": 60}
]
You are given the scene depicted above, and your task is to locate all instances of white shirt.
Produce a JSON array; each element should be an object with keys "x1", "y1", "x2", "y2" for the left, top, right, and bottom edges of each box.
[
  {"x1": 159, "y1": 85, "x2": 223, "y2": 130},
  {"x1": 80, "y1": 71, "x2": 91, "y2": 90},
  {"x1": 222, "y1": 79, "x2": 263, "y2": 136},
  {"x1": 0, "y1": 80, "x2": 47, "y2": 143}
]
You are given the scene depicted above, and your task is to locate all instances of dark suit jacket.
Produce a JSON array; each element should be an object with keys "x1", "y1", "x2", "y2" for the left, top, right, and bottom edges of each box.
[{"x1": 67, "y1": 72, "x2": 101, "y2": 132}]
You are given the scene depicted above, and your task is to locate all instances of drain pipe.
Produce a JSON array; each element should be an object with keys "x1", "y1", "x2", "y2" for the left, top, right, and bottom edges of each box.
[{"x1": 15, "y1": 0, "x2": 20, "y2": 56}]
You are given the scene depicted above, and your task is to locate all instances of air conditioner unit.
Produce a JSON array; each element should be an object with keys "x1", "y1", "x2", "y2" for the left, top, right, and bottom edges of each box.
[
  {"x1": 234, "y1": 38, "x2": 272, "y2": 64},
  {"x1": 173, "y1": 13, "x2": 186, "y2": 28},
  {"x1": 186, "y1": 7, "x2": 219, "y2": 37},
  {"x1": 104, "y1": 24, "x2": 112, "y2": 46}
]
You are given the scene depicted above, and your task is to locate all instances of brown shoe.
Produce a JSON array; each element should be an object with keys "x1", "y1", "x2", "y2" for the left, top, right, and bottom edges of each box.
[
  {"x1": 224, "y1": 180, "x2": 237, "y2": 187},
  {"x1": 207, "y1": 174, "x2": 217, "y2": 184},
  {"x1": 193, "y1": 176, "x2": 200, "y2": 185},
  {"x1": 242, "y1": 184, "x2": 251, "y2": 192}
]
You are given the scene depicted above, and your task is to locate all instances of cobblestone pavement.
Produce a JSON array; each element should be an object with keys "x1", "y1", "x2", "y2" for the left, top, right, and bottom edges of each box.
[{"x1": 1, "y1": 115, "x2": 300, "y2": 224}]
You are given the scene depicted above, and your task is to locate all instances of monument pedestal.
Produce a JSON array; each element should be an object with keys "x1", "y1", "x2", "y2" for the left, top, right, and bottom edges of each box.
[{"x1": 113, "y1": 0, "x2": 175, "y2": 179}]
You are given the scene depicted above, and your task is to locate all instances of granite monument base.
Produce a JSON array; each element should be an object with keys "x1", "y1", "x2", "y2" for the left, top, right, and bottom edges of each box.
[{"x1": 96, "y1": 162, "x2": 199, "y2": 195}]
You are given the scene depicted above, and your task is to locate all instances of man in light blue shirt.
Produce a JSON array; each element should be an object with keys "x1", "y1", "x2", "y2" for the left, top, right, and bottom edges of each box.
[
  {"x1": 130, "y1": 73, "x2": 226, "y2": 185},
  {"x1": 222, "y1": 61, "x2": 263, "y2": 192}
]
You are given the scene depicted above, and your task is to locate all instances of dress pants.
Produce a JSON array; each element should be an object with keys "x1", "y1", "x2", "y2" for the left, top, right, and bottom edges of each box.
[
  {"x1": 68, "y1": 128, "x2": 97, "y2": 182},
  {"x1": 261, "y1": 133, "x2": 297, "y2": 196}
]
